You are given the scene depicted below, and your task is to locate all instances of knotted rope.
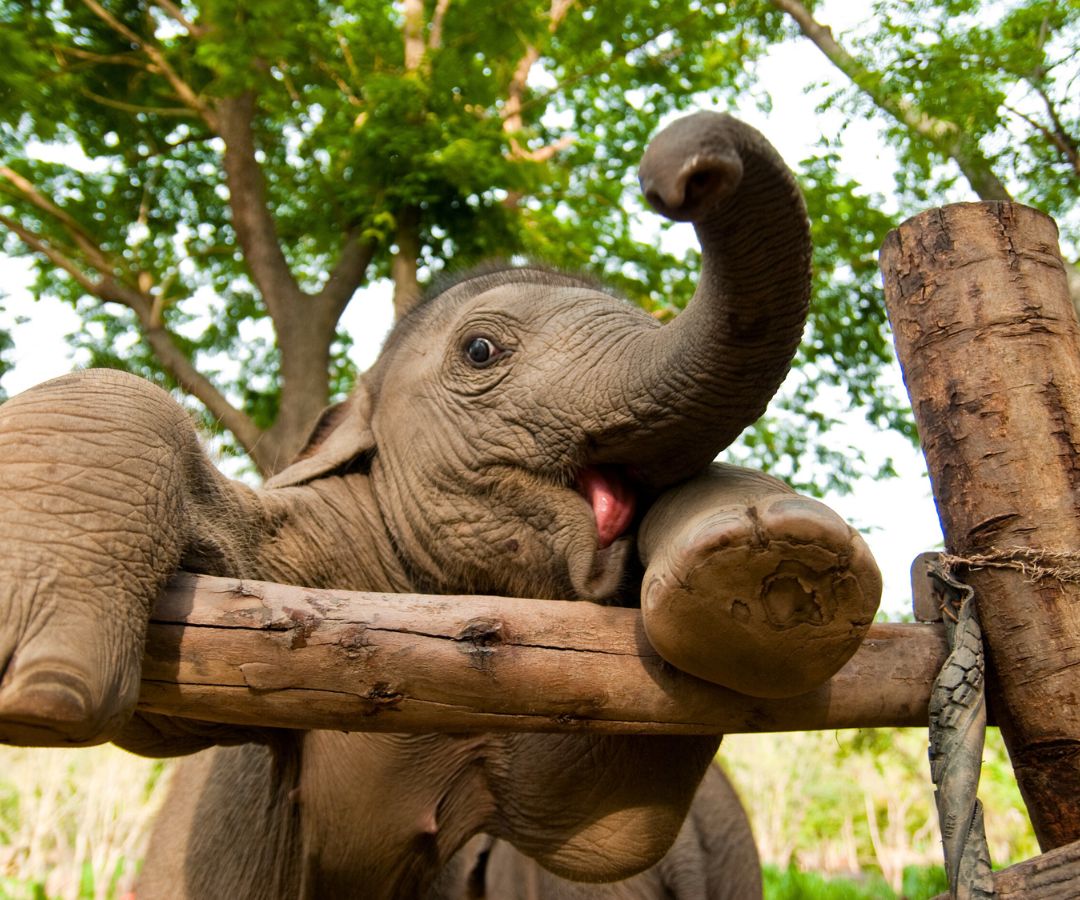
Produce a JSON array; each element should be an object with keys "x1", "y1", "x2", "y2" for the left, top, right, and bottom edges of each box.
[
  {"x1": 940, "y1": 547, "x2": 1080, "y2": 584},
  {"x1": 927, "y1": 558, "x2": 995, "y2": 899}
]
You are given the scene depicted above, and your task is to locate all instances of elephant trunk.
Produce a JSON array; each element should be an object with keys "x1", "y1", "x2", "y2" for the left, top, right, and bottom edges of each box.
[{"x1": 589, "y1": 112, "x2": 811, "y2": 488}]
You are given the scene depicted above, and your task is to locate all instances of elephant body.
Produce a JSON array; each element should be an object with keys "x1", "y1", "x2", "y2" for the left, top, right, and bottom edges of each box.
[
  {"x1": 134, "y1": 736, "x2": 759, "y2": 898},
  {"x1": 0, "y1": 113, "x2": 879, "y2": 897}
]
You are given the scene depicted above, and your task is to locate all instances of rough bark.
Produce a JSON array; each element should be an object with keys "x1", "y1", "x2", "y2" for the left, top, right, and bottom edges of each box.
[
  {"x1": 137, "y1": 572, "x2": 948, "y2": 735},
  {"x1": 930, "y1": 837, "x2": 1080, "y2": 900},
  {"x1": 215, "y1": 92, "x2": 346, "y2": 472},
  {"x1": 881, "y1": 201, "x2": 1080, "y2": 849}
]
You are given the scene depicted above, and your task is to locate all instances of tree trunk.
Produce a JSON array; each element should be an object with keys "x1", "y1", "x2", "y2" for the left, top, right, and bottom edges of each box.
[
  {"x1": 266, "y1": 311, "x2": 336, "y2": 473},
  {"x1": 881, "y1": 201, "x2": 1080, "y2": 850},
  {"x1": 391, "y1": 205, "x2": 422, "y2": 319},
  {"x1": 136, "y1": 572, "x2": 948, "y2": 735}
]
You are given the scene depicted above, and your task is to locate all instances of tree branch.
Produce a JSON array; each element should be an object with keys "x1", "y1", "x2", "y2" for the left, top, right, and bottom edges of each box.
[
  {"x1": 402, "y1": 0, "x2": 425, "y2": 71},
  {"x1": 515, "y1": 133, "x2": 576, "y2": 164},
  {"x1": 138, "y1": 572, "x2": 949, "y2": 735},
  {"x1": 0, "y1": 214, "x2": 102, "y2": 295},
  {"x1": 501, "y1": 0, "x2": 578, "y2": 167},
  {"x1": 0, "y1": 167, "x2": 114, "y2": 274},
  {"x1": 53, "y1": 44, "x2": 148, "y2": 68},
  {"x1": 88, "y1": 276, "x2": 270, "y2": 466},
  {"x1": 503, "y1": 45, "x2": 541, "y2": 135},
  {"x1": 139, "y1": 323, "x2": 267, "y2": 460},
  {"x1": 503, "y1": 0, "x2": 573, "y2": 133},
  {"x1": 511, "y1": 13, "x2": 694, "y2": 125},
  {"x1": 213, "y1": 93, "x2": 303, "y2": 316},
  {"x1": 769, "y1": 0, "x2": 1012, "y2": 202},
  {"x1": 317, "y1": 59, "x2": 363, "y2": 109},
  {"x1": 428, "y1": 0, "x2": 452, "y2": 52},
  {"x1": 0, "y1": 213, "x2": 268, "y2": 464},
  {"x1": 1005, "y1": 103, "x2": 1080, "y2": 177},
  {"x1": 336, "y1": 32, "x2": 361, "y2": 84},
  {"x1": 78, "y1": 87, "x2": 195, "y2": 118},
  {"x1": 78, "y1": 0, "x2": 216, "y2": 127},
  {"x1": 1029, "y1": 80, "x2": 1080, "y2": 176},
  {"x1": 152, "y1": 0, "x2": 206, "y2": 38},
  {"x1": 314, "y1": 231, "x2": 376, "y2": 318},
  {"x1": 391, "y1": 206, "x2": 421, "y2": 319}
]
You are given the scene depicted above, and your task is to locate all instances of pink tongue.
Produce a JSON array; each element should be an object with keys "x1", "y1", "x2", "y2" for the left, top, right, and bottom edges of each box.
[{"x1": 577, "y1": 467, "x2": 636, "y2": 549}]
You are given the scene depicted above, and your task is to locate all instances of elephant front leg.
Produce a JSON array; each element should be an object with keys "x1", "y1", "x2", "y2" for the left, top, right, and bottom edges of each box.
[
  {"x1": 638, "y1": 463, "x2": 882, "y2": 698},
  {"x1": 0, "y1": 370, "x2": 215, "y2": 746}
]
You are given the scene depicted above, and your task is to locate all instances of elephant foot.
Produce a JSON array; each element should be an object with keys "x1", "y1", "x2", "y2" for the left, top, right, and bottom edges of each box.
[
  {"x1": 0, "y1": 661, "x2": 127, "y2": 746},
  {"x1": 638, "y1": 465, "x2": 881, "y2": 698}
]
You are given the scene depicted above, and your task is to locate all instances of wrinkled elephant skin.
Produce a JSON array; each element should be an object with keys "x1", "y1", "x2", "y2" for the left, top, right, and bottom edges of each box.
[{"x1": 0, "y1": 112, "x2": 879, "y2": 898}]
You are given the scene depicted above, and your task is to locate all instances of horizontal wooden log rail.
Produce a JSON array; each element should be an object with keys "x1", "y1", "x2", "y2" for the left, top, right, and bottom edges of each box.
[{"x1": 138, "y1": 572, "x2": 948, "y2": 735}]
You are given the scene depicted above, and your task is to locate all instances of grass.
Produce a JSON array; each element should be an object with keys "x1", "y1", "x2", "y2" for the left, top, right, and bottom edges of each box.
[
  {"x1": 0, "y1": 747, "x2": 169, "y2": 900},
  {"x1": 763, "y1": 864, "x2": 950, "y2": 899}
]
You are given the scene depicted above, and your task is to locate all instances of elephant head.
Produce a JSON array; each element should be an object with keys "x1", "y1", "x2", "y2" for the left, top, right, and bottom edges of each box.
[{"x1": 267, "y1": 111, "x2": 811, "y2": 605}]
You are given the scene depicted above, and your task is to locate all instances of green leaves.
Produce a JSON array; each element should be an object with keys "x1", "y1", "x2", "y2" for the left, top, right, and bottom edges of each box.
[
  {"x1": 0, "y1": 321, "x2": 12, "y2": 403},
  {"x1": 1, "y1": 0, "x2": 1074, "y2": 487},
  {"x1": 844, "y1": 0, "x2": 1078, "y2": 229}
]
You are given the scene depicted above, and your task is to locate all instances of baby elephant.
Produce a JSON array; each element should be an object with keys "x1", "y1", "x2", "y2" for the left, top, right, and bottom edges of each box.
[{"x1": 0, "y1": 111, "x2": 880, "y2": 897}]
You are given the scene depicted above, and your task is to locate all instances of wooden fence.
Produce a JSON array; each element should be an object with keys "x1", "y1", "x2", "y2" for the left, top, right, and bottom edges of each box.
[{"x1": 134, "y1": 201, "x2": 1080, "y2": 896}]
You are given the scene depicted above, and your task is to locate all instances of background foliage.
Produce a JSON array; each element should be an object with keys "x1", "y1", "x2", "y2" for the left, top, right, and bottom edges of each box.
[{"x1": 2, "y1": 0, "x2": 1075, "y2": 487}]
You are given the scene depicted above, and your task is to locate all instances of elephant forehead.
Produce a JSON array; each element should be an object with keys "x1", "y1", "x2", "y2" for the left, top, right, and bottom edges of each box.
[
  {"x1": 373, "y1": 281, "x2": 658, "y2": 426},
  {"x1": 414, "y1": 276, "x2": 643, "y2": 330},
  {"x1": 384, "y1": 285, "x2": 651, "y2": 376},
  {"x1": 438, "y1": 281, "x2": 650, "y2": 331}
]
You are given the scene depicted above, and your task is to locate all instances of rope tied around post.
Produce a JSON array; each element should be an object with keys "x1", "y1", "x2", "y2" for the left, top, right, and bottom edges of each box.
[
  {"x1": 927, "y1": 558, "x2": 995, "y2": 899},
  {"x1": 939, "y1": 547, "x2": 1080, "y2": 585}
]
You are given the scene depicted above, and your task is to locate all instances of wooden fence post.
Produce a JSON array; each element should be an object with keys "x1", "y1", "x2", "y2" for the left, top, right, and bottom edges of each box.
[{"x1": 881, "y1": 201, "x2": 1080, "y2": 850}]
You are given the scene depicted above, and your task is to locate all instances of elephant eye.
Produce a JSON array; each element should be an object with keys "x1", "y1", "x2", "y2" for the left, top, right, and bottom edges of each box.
[{"x1": 464, "y1": 336, "x2": 505, "y2": 368}]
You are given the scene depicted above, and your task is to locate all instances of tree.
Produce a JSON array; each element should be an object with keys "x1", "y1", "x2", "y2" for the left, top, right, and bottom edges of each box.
[
  {"x1": 771, "y1": 0, "x2": 1077, "y2": 222},
  {"x1": 0, "y1": 0, "x2": 1075, "y2": 487},
  {"x1": 0, "y1": 0, "x2": 777, "y2": 476},
  {"x1": 740, "y1": 0, "x2": 1078, "y2": 489}
]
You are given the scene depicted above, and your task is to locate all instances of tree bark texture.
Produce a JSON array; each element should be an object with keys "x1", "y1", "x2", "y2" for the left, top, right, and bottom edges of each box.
[
  {"x1": 930, "y1": 837, "x2": 1080, "y2": 900},
  {"x1": 137, "y1": 573, "x2": 948, "y2": 735},
  {"x1": 881, "y1": 201, "x2": 1080, "y2": 850},
  {"x1": 391, "y1": 205, "x2": 422, "y2": 319}
]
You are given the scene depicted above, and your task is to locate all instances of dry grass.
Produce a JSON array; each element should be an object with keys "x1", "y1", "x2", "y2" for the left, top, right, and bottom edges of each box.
[{"x1": 0, "y1": 746, "x2": 171, "y2": 899}]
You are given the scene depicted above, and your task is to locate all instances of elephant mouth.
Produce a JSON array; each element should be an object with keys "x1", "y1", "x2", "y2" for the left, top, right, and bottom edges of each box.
[{"x1": 576, "y1": 465, "x2": 637, "y2": 549}]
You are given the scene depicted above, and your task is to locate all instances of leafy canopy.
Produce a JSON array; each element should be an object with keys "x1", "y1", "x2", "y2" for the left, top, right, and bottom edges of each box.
[{"x1": 0, "y1": 0, "x2": 1076, "y2": 489}]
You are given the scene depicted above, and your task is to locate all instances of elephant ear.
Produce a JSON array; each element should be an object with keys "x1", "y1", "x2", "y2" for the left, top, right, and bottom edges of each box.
[{"x1": 264, "y1": 378, "x2": 376, "y2": 489}]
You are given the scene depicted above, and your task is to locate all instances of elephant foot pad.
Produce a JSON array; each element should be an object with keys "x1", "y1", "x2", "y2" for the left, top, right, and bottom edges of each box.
[{"x1": 641, "y1": 493, "x2": 882, "y2": 698}]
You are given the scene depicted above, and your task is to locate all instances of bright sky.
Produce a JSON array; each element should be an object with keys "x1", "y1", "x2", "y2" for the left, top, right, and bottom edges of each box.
[{"x1": 0, "y1": 3, "x2": 945, "y2": 619}]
